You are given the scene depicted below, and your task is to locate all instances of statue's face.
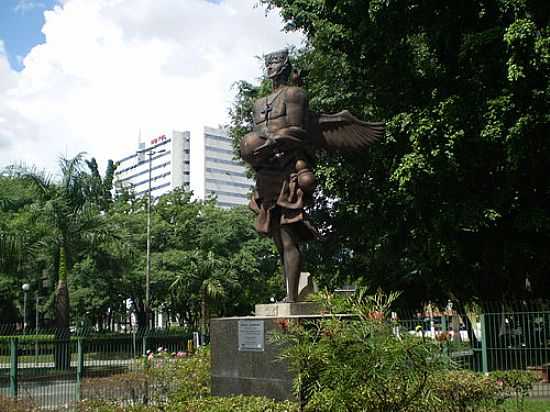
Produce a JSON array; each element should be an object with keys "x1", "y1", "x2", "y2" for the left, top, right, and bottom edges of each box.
[{"x1": 265, "y1": 55, "x2": 288, "y2": 80}]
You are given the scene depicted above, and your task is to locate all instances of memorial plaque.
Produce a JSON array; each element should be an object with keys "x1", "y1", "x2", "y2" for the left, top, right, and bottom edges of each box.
[{"x1": 238, "y1": 320, "x2": 264, "y2": 352}]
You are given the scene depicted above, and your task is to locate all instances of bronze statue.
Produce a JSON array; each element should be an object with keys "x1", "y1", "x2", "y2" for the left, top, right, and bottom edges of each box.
[{"x1": 240, "y1": 49, "x2": 384, "y2": 302}]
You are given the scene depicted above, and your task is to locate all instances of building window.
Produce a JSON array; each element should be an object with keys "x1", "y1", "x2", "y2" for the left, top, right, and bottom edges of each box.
[
  {"x1": 206, "y1": 178, "x2": 252, "y2": 189},
  {"x1": 206, "y1": 167, "x2": 247, "y2": 177}
]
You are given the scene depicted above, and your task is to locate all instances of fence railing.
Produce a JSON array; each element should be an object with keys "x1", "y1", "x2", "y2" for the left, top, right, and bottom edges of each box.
[
  {"x1": 0, "y1": 328, "x2": 193, "y2": 409},
  {"x1": 3, "y1": 311, "x2": 550, "y2": 408},
  {"x1": 399, "y1": 311, "x2": 550, "y2": 398}
]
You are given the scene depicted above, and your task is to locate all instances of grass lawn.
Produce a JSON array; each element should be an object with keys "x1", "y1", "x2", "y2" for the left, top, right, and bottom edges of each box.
[{"x1": 504, "y1": 399, "x2": 550, "y2": 412}]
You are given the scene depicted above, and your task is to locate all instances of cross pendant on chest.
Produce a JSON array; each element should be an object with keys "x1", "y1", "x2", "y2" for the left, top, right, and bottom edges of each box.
[{"x1": 261, "y1": 101, "x2": 272, "y2": 123}]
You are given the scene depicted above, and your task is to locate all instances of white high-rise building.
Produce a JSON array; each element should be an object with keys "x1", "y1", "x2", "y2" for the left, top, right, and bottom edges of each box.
[
  {"x1": 114, "y1": 130, "x2": 190, "y2": 198},
  {"x1": 203, "y1": 126, "x2": 253, "y2": 208}
]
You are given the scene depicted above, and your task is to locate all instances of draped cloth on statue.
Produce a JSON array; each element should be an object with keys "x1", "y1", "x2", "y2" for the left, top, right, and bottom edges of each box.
[{"x1": 249, "y1": 169, "x2": 317, "y2": 241}]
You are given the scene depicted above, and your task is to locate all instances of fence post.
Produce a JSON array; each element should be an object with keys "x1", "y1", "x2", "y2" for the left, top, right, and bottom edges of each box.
[
  {"x1": 9, "y1": 338, "x2": 17, "y2": 398},
  {"x1": 480, "y1": 313, "x2": 489, "y2": 373},
  {"x1": 76, "y1": 338, "x2": 84, "y2": 402},
  {"x1": 142, "y1": 332, "x2": 148, "y2": 368}
]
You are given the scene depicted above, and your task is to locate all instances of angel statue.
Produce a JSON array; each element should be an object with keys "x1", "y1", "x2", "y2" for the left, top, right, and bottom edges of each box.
[{"x1": 240, "y1": 49, "x2": 384, "y2": 303}]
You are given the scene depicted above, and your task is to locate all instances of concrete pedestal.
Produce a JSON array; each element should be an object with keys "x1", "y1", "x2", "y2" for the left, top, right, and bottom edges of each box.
[
  {"x1": 210, "y1": 302, "x2": 320, "y2": 401},
  {"x1": 255, "y1": 302, "x2": 320, "y2": 317}
]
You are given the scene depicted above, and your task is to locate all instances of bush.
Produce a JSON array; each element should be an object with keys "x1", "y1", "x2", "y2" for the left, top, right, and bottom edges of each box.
[
  {"x1": 76, "y1": 400, "x2": 156, "y2": 412},
  {"x1": 272, "y1": 290, "x2": 450, "y2": 411},
  {"x1": 76, "y1": 346, "x2": 211, "y2": 410},
  {"x1": 168, "y1": 395, "x2": 298, "y2": 412},
  {"x1": 491, "y1": 370, "x2": 541, "y2": 411},
  {"x1": 431, "y1": 370, "x2": 505, "y2": 412},
  {"x1": 81, "y1": 371, "x2": 150, "y2": 404},
  {"x1": 145, "y1": 346, "x2": 210, "y2": 403},
  {"x1": 0, "y1": 395, "x2": 37, "y2": 412},
  {"x1": 273, "y1": 290, "x2": 544, "y2": 412}
]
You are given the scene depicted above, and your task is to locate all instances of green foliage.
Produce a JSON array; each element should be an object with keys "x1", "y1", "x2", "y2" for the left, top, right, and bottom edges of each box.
[
  {"x1": 77, "y1": 400, "x2": 155, "y2": 412},
  {"x1": 503, "y1": 399, "x2": 550, "y2": 412},
  {"x1": 272, "y1": 291, "x2": 544, "y2": 412},
  {"x1": 147, "y1": 347, "x2": 211, "y2": 403},
  {"x1": 169, "y1": 396, "x2": 299, "y2": 412},
  {"x1": 80, "y1": 371, "x2": 150, "y2": 405},
  {"x1": 491, "y1": 370, "x2": 541, "y2": 411},
  {"x1": 0, "y1": 395, "x2": 37, "y2": 412},
  {"x1": 78, "y1": 347, "x2": 298, "y2": 412},
  {"x1": 0, "y1": 158, "x2": 281, "y2": 330},
  {"x1": 272, "y1": 291, "x2": 449, "y2": 411},
  {"x1": 237, "y1": 0, "x2": 550, "y2": 311},
  {"x1": 432, "y1": 370, "x2": 505, "y2": 412}
]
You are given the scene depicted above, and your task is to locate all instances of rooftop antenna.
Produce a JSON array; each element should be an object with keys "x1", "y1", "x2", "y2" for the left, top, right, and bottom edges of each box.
[{"x1": 137, "y1": 128, "x2": 145, "y2": 163}]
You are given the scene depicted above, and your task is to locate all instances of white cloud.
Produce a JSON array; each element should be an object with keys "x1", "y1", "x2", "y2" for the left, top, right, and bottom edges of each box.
[{"x1": 0, "y1": 0, "x2": 304, "y2": 195}]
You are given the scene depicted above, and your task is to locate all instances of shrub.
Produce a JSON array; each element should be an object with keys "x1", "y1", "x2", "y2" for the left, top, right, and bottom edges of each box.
[
  {"x1": 76, "y1": 400, "x2": 156, "y2": 412},
  {"x1": 430, "y1": 370, "x2": 505, "y2": 412},
  {"x1": 168, "y1": 395, "x2": 298, "y2": 412},
  {"x1": 77, "y1": 346, "x2": 210, "y2": 410},
  {"x1": 81, "y1": 371, "x2": 150, "y2": 404},
  {"x1": 0, "y1": 395, "x2": 37, "y2": 412},
  {"x1": 273, "y1": 290, "x2": 543, "y2": 412},
  {"x1": 491, "y1": 370, "x2": 541, "y2": 411},
  {"x1": 272, "y1": 290, "x2": 449, "y2": 412},
  {"x1": 145, "y1": 346, "x2": 210, "y2": 403}
]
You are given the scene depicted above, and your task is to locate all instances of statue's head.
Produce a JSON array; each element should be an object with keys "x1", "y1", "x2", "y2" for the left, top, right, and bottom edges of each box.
[{"x1": 265, "y1": 49, "x2": 291, "y2": 81}]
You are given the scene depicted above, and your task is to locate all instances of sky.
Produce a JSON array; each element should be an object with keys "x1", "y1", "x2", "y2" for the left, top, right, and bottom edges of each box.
[{"x1": 0, "y1": 0, "x2": 304, "y2": 196}]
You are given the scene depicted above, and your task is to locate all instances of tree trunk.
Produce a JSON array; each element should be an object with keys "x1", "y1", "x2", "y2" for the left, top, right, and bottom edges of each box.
[
  {"x1": 133, "y1": 299, "x2": 147, "y2": 330},
  {"x1": 200, "y1": 287, "x2": 208, "y2": 345},
  {"x1": 54, "y1": 279, "x2": 71, "y2": 369},
  {"x1": 54, "y1": 247, "x2": 71, "y2": 370},
  {"x1": 455, "y1": 300, "x2": 478, "y2": 347}
]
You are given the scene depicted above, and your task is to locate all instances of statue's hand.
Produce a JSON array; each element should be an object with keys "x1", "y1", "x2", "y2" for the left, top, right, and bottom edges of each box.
[{"x1": 253, "y1": 137, "x2": 280, "y2": 161}]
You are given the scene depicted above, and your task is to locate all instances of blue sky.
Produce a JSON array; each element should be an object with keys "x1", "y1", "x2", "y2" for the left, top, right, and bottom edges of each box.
[
  {"x1": 0, "y1": 0, "x2": 58, "y2": 71},
  {"x1": 0, "y1": 0, "x2": 302, "y2": 191}
]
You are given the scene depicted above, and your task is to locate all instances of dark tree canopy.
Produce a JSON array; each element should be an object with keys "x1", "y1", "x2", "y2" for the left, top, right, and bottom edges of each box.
[{"x1": 237, "y1": 0, "x2": 550, "y2": 309}]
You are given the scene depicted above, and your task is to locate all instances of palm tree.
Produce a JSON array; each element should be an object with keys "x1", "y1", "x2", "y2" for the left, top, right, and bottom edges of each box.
[
  {"x1": 24, "y1": 154, "x2": 109, "y2": 368},
  {"x1": 170, "y1": 250, "x2": 236, "y2": 344}
]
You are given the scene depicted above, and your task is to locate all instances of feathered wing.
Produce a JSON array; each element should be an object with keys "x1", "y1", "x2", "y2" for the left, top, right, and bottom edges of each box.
[{"x1": 308, "y1": 110, "x2": 384, "y2": 151}]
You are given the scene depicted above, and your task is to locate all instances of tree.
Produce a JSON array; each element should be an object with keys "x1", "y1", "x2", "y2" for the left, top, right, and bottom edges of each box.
[
  {"x1": 170, "y1": 250, "x2": 234, "y2": 343},
  {"x1": 22, "y1": 155, "x2": 115, "y2": 365},
  {"x1": 232, "y1": 0, "x2": 550, "y2": 313},
  {"x1": 0, "y1": 171, "x2": 44, "y2": 324},
  {"x1": 158, "y1": 194, "x2": 281, "y2": 335}
]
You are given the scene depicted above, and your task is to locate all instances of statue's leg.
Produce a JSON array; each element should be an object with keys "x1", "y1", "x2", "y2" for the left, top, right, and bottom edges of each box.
[
  {"x1": 270, "y1": 216, "x2": 287, "y2": 296},
  {"x1": 280, "y1": 224, "x2": 302, "y2": 302}
]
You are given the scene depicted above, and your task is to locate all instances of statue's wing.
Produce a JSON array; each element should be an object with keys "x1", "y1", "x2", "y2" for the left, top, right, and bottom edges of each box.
[{"x1": 309, "y1": 110, "x2": 384, "y2": 151}]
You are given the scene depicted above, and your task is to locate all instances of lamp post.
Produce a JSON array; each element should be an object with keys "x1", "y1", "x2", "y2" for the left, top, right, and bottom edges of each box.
[
  {"x1": 22, "y1": 283, "x2": 30, "y2": 333},
  {"x1": 137, "y1": 147, "x2": 166, "y2": 329}
]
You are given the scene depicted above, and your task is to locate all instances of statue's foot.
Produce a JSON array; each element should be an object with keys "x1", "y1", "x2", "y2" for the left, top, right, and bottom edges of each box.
[{"x1": 282, "y1": 297, "x2": 296, "y2": 303}]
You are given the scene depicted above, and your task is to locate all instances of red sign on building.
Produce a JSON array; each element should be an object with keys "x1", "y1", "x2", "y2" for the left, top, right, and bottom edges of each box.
[{"x1": 150, "y1": 134, "x2": 167, "y2": 145}]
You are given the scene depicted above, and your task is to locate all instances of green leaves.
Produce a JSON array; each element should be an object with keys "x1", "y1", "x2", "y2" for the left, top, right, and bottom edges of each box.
[{"x1": 248, "y1": 0, "x2": 550, "y2": 308}]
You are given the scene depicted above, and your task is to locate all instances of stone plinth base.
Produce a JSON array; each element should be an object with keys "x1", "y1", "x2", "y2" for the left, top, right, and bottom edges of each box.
[
  {"x1": 210, "y1": 316, "x2": 294, "y2": 401},
  {"x1": 255, "y1": 302, "x2": 320, "y2": 317}
]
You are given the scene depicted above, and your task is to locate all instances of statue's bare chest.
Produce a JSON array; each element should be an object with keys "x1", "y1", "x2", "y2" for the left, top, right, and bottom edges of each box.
[{"x1": 253, "y1": 89, "x2": 287, "y2": 126}]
